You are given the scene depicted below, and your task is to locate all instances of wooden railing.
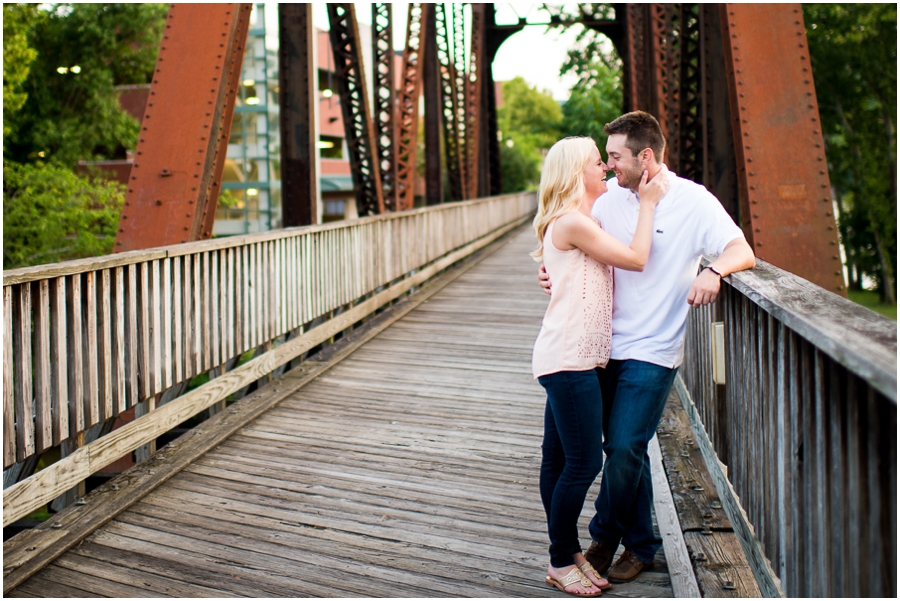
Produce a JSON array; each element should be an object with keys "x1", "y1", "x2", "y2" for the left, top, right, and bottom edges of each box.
[
  {"x1": 2, "y1": 192, "x2": 537, "y2": 526},
  {"x1": 679, "y1": 257, "x2": 897, "y2": 598}
]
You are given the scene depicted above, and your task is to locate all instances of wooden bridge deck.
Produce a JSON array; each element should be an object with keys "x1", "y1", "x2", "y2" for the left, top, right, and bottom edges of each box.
[{"x1": 9, "y1": 227, "x2": 674, "y2": 598}]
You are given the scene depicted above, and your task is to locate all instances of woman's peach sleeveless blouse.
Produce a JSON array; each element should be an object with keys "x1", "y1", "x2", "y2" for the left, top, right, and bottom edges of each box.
[{"x1": 532, "y1": 218, "x2": 614, "y2": 378}]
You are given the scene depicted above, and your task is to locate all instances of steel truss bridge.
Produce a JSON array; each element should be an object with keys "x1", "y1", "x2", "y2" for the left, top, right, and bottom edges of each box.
[{"x1": 2, "y1": 4, "x2": 896, "y2": 598}]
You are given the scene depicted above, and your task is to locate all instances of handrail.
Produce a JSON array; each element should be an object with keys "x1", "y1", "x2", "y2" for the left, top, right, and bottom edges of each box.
[
  {"x1": 680, "y1": 256, "x2": 897, "y2": 598},
  {"x1": 2, "y1": 192, "x2": 537, "y2": 526}
]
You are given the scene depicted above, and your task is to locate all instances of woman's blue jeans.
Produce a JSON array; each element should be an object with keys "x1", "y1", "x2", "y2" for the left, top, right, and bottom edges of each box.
[
  {"x1": 588, "y1": 359, "x2": 677, "y2": 564},
  {"x1": 538, "y1": 370, "x2": 605, "y2": 568}
]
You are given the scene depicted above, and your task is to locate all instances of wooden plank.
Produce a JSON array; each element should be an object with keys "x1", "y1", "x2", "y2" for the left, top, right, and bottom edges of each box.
[
  {"x1": 172, "y1": 258, "x2": 183, "y2": 385},
  {"x1": 162, "y1": 259, "x2": 173, "y2": 390},
  {"x1": 138, "y1": 263, "x2": 151, "y2": 401},
  {"x1": 98, "y1": 269, "x2": 113, "y2": 422},
  {"x1": 3, "y1": 249, "x2": 167, "y2": 287},
  {"x1": 150, "y1": 260, "x2": 162, "y2": 395},
  {"x1": 719, "y1": 257, "x2": 896, "y2": 400},
  {"x1": 684, "y1": 531, "x2": 762, "y2": 597},
  {"x1": 673, "y1": 376, "x2": 784, "y2": 597},
  {"x1": 218, "y1": 249, "x2": 227, "y2": 365},
  {"x1": 13, "y1": 283, "x2": 34, "y2": 461},
  {"x1": 33, "y1": 279, "x2": 52, "y2": 453},
  {"x1": 83, "y1": 272, "x2": 99, "y2": 427},
  {"x1": 192, "y1": 254, "x2": 202, "y2": 378},
  {"x1": 67, "y1": 275, "x2": 85, "y2": 434},
  {"x1": 4, "y1": 286, "x2": 16, "y2": 467},
  {"x1": 210, "y1": 251, "x2": 219, "y2": 368},
  {"x1": 2, "y1": 221, "x2": 534, "y2": 593},
  {"x1": 125, "y1": 264, "x2": 138, "y2": 408},
  {"x1": 52, "y1": 549, "x2": 239, "y2": 597},
  {"x1": 112, "y1": 267, "x2": 126, "y2": 414},
  {"x1": 649, "y1": 436, "x2": 701, "y2": 597},
  {"x1": 656, "y1": 398, "x2": 731, "y2": 530}
]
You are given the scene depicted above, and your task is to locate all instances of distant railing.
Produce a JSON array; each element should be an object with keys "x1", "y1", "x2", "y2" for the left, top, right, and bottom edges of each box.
[
  {"x1": 680, "y1": 257, "x2": 896, "y2": 598},
  {"x1": 2, "y1": 191, "x2": 537, "y2": 526}
]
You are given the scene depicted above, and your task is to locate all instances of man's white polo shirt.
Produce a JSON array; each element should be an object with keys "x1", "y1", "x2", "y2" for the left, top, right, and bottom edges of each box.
[{"x1": 591, "y1": 173, "x2": 745, "y2": 368}]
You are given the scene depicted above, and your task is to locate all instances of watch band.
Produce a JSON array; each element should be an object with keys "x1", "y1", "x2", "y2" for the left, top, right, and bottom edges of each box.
[{"x1": 705, "y1": 265, "x2": 723, "y2": 278}]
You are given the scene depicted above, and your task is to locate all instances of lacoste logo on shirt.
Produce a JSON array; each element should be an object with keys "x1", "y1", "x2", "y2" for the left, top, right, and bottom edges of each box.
[{"x1": 656, "y1": 229, "x2": 664, "y2": 233}]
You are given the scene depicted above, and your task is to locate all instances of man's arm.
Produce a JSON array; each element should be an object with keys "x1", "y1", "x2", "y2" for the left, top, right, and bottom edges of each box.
[
  {"x1": 686, "y1": 237, "x2": 755, "y2": 307},
  {"x1": 538, "y1": 264, "x2": 551, "y2": 295}
]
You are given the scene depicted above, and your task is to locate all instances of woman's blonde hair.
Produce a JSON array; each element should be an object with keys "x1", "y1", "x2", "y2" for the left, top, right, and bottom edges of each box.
[{"x1": 531, "y1": 136, "x2": 597, "y2": 260}]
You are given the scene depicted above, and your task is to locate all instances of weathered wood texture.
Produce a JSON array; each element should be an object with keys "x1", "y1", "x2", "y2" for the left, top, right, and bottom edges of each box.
[
  {"x1": 681, "y1": 257, "x2": 897, "y2": 598},
  {"x1": 7, "y1": 228, "x2": 674, "y2": 598},
  {"x1": 2, "y1": 193, "x2": 535, "y2": 519},
  {"x1": 657, "y1": 392, "x2": 761, "y2": 598}
]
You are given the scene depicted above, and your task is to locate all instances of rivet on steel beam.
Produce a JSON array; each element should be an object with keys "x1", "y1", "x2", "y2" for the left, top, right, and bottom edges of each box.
[
  {"x1": 828, "y1": 225, "x2": 834, "y2": 230},
  {"x1": 832, "y1": 255, "x2": 839, "y2": 260},
  {"x1": 122, "y1": 214, "x2": 128, "y2": 219},
  {"x1": 740, "y1": 93, "x2": 745, "y2": 98},
  {"x1": 747, "y1": 158, "x2": 753, "y2": 163},
  {"x1": 186, "y1": 213, "x2": 191, "y2": 218},
  {"x1": 741, "y1": 107, "x2": 747, "y2": 112},
  {"x1": 756, "y1": 241, "x2": 762, "y2": 247},
  {"x1": 830, "y1": 241, "x2": 837, "y2": 245},
  {"x1": 754, "y1": 228, "x2": 761, "y2": 233},
  {"x1": 749, "y1": 186, "x2": 755, "y2": 190},
  {"x1": 837, "y1": 285, "x2": 844, "y2": 290},
  {"x1": 160, "y1": 168, "x2": 172, "y2": 177},
  {"x1": 119, "y1": 228, "x2": 124, "y2": 233},
  {"x1": 804, "y1": 79, "x2": 811, "y2": 84},
  {"x1": 184, "y1": 226, "x2": 189, "y2": 231},
  {"x1": 834, "y1": 271, "x2": 841, "y2": 276},
  {"x1": 748, "y1": 172, "x2": 755, "y2": 176},
  {"x1": 753, "y1": 213, "x2": 759, "y2": 218},
  {"x1": 732, "y1": 34, "x2": 737, "y2": 38},
  {"x1": 148, "y1": 103, "x2": 153, "y2": 107},
  {"x1": 155, "y1": 199, "x2": 162, "y2": 206}
]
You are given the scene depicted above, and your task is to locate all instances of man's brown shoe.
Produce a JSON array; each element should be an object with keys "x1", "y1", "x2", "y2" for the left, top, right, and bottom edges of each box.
[
  {"x1": 584, "y1": 540, "x2": 617, "y2": 575},
  {"x1": 607, "y1": 550, "x2": 651, "y2": 583}
]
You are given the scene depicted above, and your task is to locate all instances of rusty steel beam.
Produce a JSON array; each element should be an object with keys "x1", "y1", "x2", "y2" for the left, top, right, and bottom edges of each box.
[
  {"x1": 115, "y1": 4, "x2": 251, "y2": 251},
  {"x1": 702, "y1": 4, "x2": 739, "y2": 224},
  {"x1": 678, "y1": 3, "x2": 703, "y2": 182},
  {"x1": 465, "y1": 3, "x2": 484, "y2": 200},
  {"x1": 721, "y1": 4, "x2": 844, "y2": 293},
  {"x1": 372, "y1": 3, "x2": 396, "y2": 211},
  {"x1": 434, "y1": 3, "x2": 464, "y2": 202},
  {"x1": 423, "y1": 7, "x2": 442, "y2": 206},
  {"x1": 327, "y1": 4, "x2": 384, "y2": 216},
  {"x1": 279, "y1": 3, "x2": 319, "y2": 227},
  {"x1": 394, "y1": 3, "x2": 427, "y2": 211},
  {"x1": 453, "y1": 3, "x2": 470, "y2": 199}
]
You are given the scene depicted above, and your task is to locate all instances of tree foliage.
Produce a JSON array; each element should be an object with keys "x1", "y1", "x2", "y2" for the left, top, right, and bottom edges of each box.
[
  {"x1": 3, "y1": 162, "x2": 124, "y2": 268},
  {"x1": 557, "y1": 24, "x2": 623, "y2": 149},
  {"x1": 3, "y1": 4, "x2": 41, "y2": 145},
  {"x1": 497, "y1": 77, "x2": 563, "y2": 193},
  {"x1": 804, "y1": 4, "x2": 897, "y2": 303},
  {"x1": 6, "y1": 3, "x2": 167, "y2": 165}
]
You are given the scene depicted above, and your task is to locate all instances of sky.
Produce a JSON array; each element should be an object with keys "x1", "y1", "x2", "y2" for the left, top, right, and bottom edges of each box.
[{"x1": 305, "y1": 2, "x2": 591, "y2": 101}]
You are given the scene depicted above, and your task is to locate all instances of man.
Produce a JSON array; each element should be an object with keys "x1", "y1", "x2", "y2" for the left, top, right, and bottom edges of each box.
[{"x1": 539, "y1": 111, "x2": 755, "y2": 583}]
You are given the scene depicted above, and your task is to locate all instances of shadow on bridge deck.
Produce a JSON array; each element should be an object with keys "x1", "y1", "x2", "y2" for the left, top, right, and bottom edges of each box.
[{"x1": 9, "y1": 226, "x2": 672, "y2": 598}]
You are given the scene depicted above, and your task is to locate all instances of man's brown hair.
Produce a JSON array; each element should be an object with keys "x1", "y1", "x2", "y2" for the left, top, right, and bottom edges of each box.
[{"x1": 603, "y1": 111, "x2": 666, "y2": 162}]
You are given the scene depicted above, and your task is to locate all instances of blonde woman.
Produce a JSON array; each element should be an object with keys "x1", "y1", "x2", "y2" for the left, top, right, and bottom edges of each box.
[{"x1": 532, "y1": 136, "x2": 668, "y2": 597}]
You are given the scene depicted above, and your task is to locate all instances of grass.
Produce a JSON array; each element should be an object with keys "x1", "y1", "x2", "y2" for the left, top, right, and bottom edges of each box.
[{"x1": 847, "y1": 289, "x2": 897, "y2": 320}]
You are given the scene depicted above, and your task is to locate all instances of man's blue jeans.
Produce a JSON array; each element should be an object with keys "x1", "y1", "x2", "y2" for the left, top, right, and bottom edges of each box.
[
  {"x1": 588, "y1": 359, "x2": 677, "y2": 564},
  {"x1": 538, "y1": 370, "x2": 605, "y2": 568}
]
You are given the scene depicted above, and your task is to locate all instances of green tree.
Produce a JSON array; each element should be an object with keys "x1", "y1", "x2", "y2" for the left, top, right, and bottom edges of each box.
[
  {"x1": 3, "y1": 4, "x2": 41, "y2": 146},
  {"x1": 497, "y1": 77, "x2": 563, "y2": 192},
  {"x1": 3, "y1": 162, "x2": 124, "y2": 268},
  {"x1": 805, "y1": 4, "x2": 897, "y2": 303},
  {"x1": 7, "y1": 3, "x2": 167, "y2": 165}
]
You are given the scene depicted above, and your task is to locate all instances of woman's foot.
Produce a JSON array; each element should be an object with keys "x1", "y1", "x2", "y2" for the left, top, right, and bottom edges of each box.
[
  {"x1": 546, "y1": 564, "x2": 603, "y2": 597},
  {"x1": 574, "y1": 551, "x2": 612, "y2": 590}
]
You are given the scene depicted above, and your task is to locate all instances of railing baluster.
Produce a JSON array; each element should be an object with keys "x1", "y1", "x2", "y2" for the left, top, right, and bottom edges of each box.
[
  {"x1": 3, "y1": 287, "x2": 15, "y2": 467},
  {"x1": 173, "y1": 258, "x2": 183, "y2": 385},
  {"x1": 67, "y1": 275, "x2": 85, "y2": 435},
  {"x1": 98, "y1": 269, "x2": 112, "y2": 422},
  {"x1": 113, "y1": 267, "x2": 126, "y2": 415},
  {"x1": 33, "y1": 280, "x2": 52, "y2": 453},
  {"x1": 162, "y1": 258, "x2": 173, "y2": 390},
  {"x1": 83, "y1": 272, "x2": 99, "y2": 427}
]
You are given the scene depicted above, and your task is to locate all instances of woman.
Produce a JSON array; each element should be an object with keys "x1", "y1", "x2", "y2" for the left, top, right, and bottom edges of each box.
[{"x1": 531, "y1": 137, "x2": 668, "y2": 597}]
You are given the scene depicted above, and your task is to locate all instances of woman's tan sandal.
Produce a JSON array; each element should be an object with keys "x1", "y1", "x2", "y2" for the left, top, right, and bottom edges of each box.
[
  {"x1": 545, "y1": 566, "x2": 603, "y2": 597},
  {"x1": 578, "y1": 562, "x2": 613, "y2": 590}
]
